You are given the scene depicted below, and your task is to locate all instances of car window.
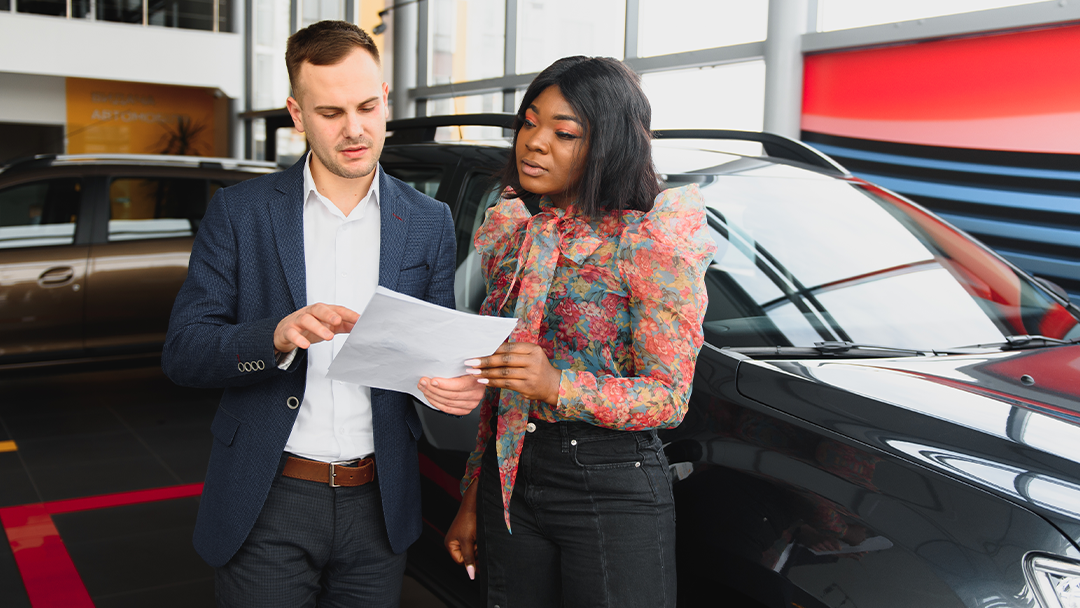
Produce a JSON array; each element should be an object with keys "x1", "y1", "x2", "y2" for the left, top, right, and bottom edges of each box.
[
  {"x1": 0, "y1": 178, "x2": 82, "y2": 249},
  {"x1": 386, "y1": 167, "x2": 444, "y2": 200},
  {"x1": 108, "y1": 177, "x2": 207, "y2": 241},
  {"x1": 687, "y1": 170, "x2": 1080, "y2": 351},
  {"x1": 454, "y1": 174, "x2": 502, "y2": 313}
]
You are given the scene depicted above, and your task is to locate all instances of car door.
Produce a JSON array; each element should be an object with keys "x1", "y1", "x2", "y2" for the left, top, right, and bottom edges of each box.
[
  {"x1": 417, "y1": 170, "x2": 503, "y2": 451},
  {"x1": 0, "y1": 176, "x2": 89, "y2": 362},
  {"x1": 83, "y1": 175, "x2": 213, "y2": 353}
]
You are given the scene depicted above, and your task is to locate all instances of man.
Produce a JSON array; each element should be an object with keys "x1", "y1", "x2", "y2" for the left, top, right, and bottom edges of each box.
[{"x1": 163, "y1": 20, "x2": 482, "y2": 607}]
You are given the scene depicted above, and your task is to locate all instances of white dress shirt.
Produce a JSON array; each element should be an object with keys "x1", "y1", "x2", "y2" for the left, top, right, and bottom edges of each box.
[{"x1": 283, "y1": 153, "x2": 381, "y2": 462}]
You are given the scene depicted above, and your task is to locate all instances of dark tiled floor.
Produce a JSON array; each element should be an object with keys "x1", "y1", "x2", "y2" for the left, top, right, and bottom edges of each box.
[{"x1": 0, "y1": 363, "x2": 446, "y2": 607}]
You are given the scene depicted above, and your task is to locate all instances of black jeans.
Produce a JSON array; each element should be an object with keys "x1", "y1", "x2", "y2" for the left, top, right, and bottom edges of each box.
[{"x1": 478, "y1": 420, "x2": 677, "y2": 608}]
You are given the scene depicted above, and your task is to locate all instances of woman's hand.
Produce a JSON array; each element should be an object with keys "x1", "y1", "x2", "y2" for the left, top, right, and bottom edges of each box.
[
  {"x1": 445, "y1": 482, "x2": 480, "y2": 580},
  {"x1": 465, "y1": 342, "x2": 561, "y2": 405}
]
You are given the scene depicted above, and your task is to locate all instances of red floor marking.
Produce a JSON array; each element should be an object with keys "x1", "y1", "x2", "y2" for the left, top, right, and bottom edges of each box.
[
  {"x1": 1, "y1": 504, "x2": 94, "y2": 608},
  {"x1": 46, "y1": 483, "x2": 204, "y2": 515},
  {"x1": 0, "y1": 483, "x2": 204, "y2": 608}
]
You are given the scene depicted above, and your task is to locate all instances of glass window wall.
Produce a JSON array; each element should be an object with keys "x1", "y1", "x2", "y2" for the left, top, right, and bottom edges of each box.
[
  {"x1": 17, "y1": 0, "x2": 70, "y2": 16},
  {"x1": 301, "y1": 0, "x2": 343, "y2": 29},
  {"x1": 428, "y1": 93, "x2": 504, "y2": 139},
  {"x1": 516, "y1": 0, "x2": 625, "y2": 74},
  {"x1": 638, "y1": 0, "x2": 767, "y2": 57},
  {"x1": 96, "y1": 0, "x2": 141, "y2": 22},
  {"x1": 252, "y1": 0, "x2": 291, "y2": 110},
  {"x1": 642, "y1": 60, "x2": 765, "y2": 131},
  {"x1": 429, "y1": 0, "x2": 506, "y2": 85},
  {"x1": 148, "y1": 0, "x2": 215, "y2": 30},
  {"x1": 818, "y1": 0, "x2": 1047, "y2": 32}
]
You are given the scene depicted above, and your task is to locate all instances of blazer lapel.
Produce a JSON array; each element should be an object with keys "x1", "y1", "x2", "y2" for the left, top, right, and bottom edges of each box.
[
  {"x1": 268, "y1": 159, "x2": 308, "y2": 310},
  {"x1": 377, "y1": 166, "x2": 409, "y2": 291}
]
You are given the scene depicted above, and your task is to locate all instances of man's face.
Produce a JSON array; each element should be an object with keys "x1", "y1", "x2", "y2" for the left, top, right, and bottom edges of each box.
[{"x1": 286, "y1": 48, "x2": 389, "y2": 181}]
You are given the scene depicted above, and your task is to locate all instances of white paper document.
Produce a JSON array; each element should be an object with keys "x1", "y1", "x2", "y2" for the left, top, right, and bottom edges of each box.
[{"x1": 325, "y1": 286, "x2": 518, "y2": 409}]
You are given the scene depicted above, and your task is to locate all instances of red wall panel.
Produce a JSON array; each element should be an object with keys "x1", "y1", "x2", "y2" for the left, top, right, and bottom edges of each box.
[{"x1": 802, "y1": 24, "x2": 1080, "y2": 154}]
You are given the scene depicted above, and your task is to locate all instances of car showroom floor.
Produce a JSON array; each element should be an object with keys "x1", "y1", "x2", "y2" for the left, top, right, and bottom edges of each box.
[{"x1": 0, "y1": 363, "x2": 447, "y2": 608}]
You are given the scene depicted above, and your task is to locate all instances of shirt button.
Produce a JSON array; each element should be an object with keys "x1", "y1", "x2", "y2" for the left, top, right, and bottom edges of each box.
[{"x1": 526, "y1": 422, "x2": 536, "y2": 433}]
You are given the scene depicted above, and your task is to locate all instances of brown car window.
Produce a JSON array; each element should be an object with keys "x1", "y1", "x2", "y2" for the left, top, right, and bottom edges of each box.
[
  {"x1": 108, "y1": 177, "x2": 207, "y2": 241},
  {"x1": 0, "y1": 178, "x2": 82, "y2": 249}
]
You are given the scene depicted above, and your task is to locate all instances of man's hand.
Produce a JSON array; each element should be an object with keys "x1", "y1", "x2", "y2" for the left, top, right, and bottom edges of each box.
[
  {"x1": 418, "y1": 375, "x2": 487, "y2": 416},
  {"x1": 274, "y1": 303, "x2": 359, "y2": 352},
  {"x1": 463, "y1": 342, "x2": 560, "y2": 405}
]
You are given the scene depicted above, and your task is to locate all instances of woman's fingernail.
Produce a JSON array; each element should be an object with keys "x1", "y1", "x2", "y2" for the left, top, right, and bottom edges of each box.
[
  {"x1": 431, "y1": 379, "x2": 440, "y2": 387},
  {"x1": 465, "y1": 368, "x2": 481, "y2": 375},
  {"x1": 419, "y1": 379, "x2": 428, "y2": 386},
  {"x1": 466, "y1": 564, "x2": 475, "y2": 580},
  {"x1": 464, "y1": 359, "x2": 481, "y2": 366},
  {"x1": 477, "y1": 378, "x2": 489, "y2": 385}
]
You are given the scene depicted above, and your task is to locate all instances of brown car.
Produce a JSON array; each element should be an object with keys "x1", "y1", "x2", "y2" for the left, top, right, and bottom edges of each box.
[{"x1": 0, "y1": 154, "x2": 277, "y2": 368}]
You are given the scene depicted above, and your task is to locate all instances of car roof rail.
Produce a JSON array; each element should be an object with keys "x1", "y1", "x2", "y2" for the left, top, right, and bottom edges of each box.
[
  {"x1": 652, "y1": 129, "x2": 849, "y2": 175},
  {"x1": 386, "y1": 113, "x2": 516, "y2": 143},
  {"x1": 383, "y1": 115, "x2": 848, "y2": 175},
  {"x1": 1, "y1": 153, "x2": 278, "y2": 175},
  {"x1": 0, "y1": 153, "x2": 58, "y2": 174}
]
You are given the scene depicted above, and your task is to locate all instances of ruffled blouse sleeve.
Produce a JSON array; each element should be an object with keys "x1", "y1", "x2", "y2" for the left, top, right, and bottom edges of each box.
[
  {"x1": 473, "y1": 192, "x2": 531, "y2": 292},
  {"x1": 555, "y1": 184, "x2": 716, "y2": 429}
]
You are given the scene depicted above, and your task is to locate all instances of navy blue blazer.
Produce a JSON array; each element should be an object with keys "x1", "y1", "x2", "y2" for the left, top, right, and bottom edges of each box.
[{"x1": 162, "y1": 157, "x2": 456, "y2": 568}]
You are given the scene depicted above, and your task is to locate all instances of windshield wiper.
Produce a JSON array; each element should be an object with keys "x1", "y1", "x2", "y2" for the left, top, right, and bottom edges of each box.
[
  {"x1": 723, "y1": 341, "x2": 935, "y2": 358},
  {"x1": 946, "y1": 335, "x2": 1080, "y2": 351}
]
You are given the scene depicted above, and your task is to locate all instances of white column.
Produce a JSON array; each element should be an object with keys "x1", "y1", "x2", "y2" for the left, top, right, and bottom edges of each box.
[
  {"x1": 391, "y1": 1, "x2": 419, "y2": 119},
  {"x1": 763, "y1": 0, "x2": 810, "y2": 139}
]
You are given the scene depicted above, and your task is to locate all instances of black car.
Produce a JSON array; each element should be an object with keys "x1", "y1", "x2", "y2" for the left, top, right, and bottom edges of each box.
[{"x1": 379, "y1": 115, "x2": 1080, "y2": 608}]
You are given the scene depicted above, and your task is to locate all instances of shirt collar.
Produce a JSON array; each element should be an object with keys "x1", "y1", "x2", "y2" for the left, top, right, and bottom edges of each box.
[{"x1": 302, "y1": 151, "x2": 381, "y2": 219}]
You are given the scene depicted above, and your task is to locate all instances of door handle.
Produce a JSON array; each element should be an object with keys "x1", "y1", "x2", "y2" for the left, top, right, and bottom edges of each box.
[{"x1": 39, "y1": 266, "x2": 75, "y2": 286}]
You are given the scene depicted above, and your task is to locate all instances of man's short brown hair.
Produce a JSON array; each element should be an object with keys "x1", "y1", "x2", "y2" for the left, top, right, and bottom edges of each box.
[{"x1": 286, "y1": 20, "x2": 380, "y2": 100}]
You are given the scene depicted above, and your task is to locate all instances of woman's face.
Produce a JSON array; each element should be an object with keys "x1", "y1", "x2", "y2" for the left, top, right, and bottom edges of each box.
[{"x1": 515, "y1": 86, "x2": 588, "y2": 209}]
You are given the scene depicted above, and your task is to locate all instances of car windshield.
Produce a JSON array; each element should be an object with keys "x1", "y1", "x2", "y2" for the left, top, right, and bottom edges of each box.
[{"x1": 673, "y1": 163, "x2": 1080, "y2": 353}]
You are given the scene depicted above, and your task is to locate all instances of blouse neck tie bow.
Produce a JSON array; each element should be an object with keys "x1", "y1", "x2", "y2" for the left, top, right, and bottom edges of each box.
[{"x1": 493, "y1": 203, "x2": 602, "y2": 531}]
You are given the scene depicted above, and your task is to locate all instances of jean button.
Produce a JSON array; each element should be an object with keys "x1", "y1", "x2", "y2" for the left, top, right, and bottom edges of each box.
[{"x1": 526, "y1": 422, "x2": 536, "y2": 433}]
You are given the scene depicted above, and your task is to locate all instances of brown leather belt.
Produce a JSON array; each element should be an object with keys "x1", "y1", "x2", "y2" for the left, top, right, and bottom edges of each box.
[{"x1": 282, "y1": 456, "x2": 375, "y2": 487}]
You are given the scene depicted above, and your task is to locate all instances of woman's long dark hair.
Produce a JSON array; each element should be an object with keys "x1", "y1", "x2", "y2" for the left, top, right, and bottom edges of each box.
[{"x1": 499, "y1": 56, "x2": 660, "y2": 217}]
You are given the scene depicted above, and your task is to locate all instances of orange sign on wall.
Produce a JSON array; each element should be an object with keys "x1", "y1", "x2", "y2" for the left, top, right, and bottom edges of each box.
[{"x1": 66, "y1": 78, "x2": 224, "y2": 157}]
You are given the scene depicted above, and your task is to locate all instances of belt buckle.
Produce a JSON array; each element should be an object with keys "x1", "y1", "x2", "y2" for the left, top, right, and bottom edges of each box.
[{"x1": 329, "y1": 461, "x2": 345, "y2": 488}]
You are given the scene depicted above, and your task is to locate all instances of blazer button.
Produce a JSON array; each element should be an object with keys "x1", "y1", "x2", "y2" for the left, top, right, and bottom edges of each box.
[{"x1": 287, "y1": 396, "x2": 300, "y2": 409}]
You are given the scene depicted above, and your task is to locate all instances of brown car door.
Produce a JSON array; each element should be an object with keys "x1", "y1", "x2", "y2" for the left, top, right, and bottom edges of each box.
[
  {"x1": 0, "y1": 177, "x2": 88, "y2": 360},
  {"x1": 84, "y1": 176, "x2": 209, "y2": 353}
]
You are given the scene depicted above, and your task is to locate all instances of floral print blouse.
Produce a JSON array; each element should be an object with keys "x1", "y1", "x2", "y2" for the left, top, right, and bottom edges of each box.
[{"x1": 462, "y1": 184, "x2": 716, "y2": 531}]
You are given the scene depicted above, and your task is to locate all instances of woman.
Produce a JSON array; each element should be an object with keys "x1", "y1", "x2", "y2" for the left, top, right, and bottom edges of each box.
[{"x1": 436, "y1": 56, "x2": 714, "y2": 608}]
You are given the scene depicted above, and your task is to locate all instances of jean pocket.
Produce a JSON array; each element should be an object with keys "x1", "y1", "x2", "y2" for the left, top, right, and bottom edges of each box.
[{"x1": 570, "y1": 434, "x2": 643, "y2": 470}]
